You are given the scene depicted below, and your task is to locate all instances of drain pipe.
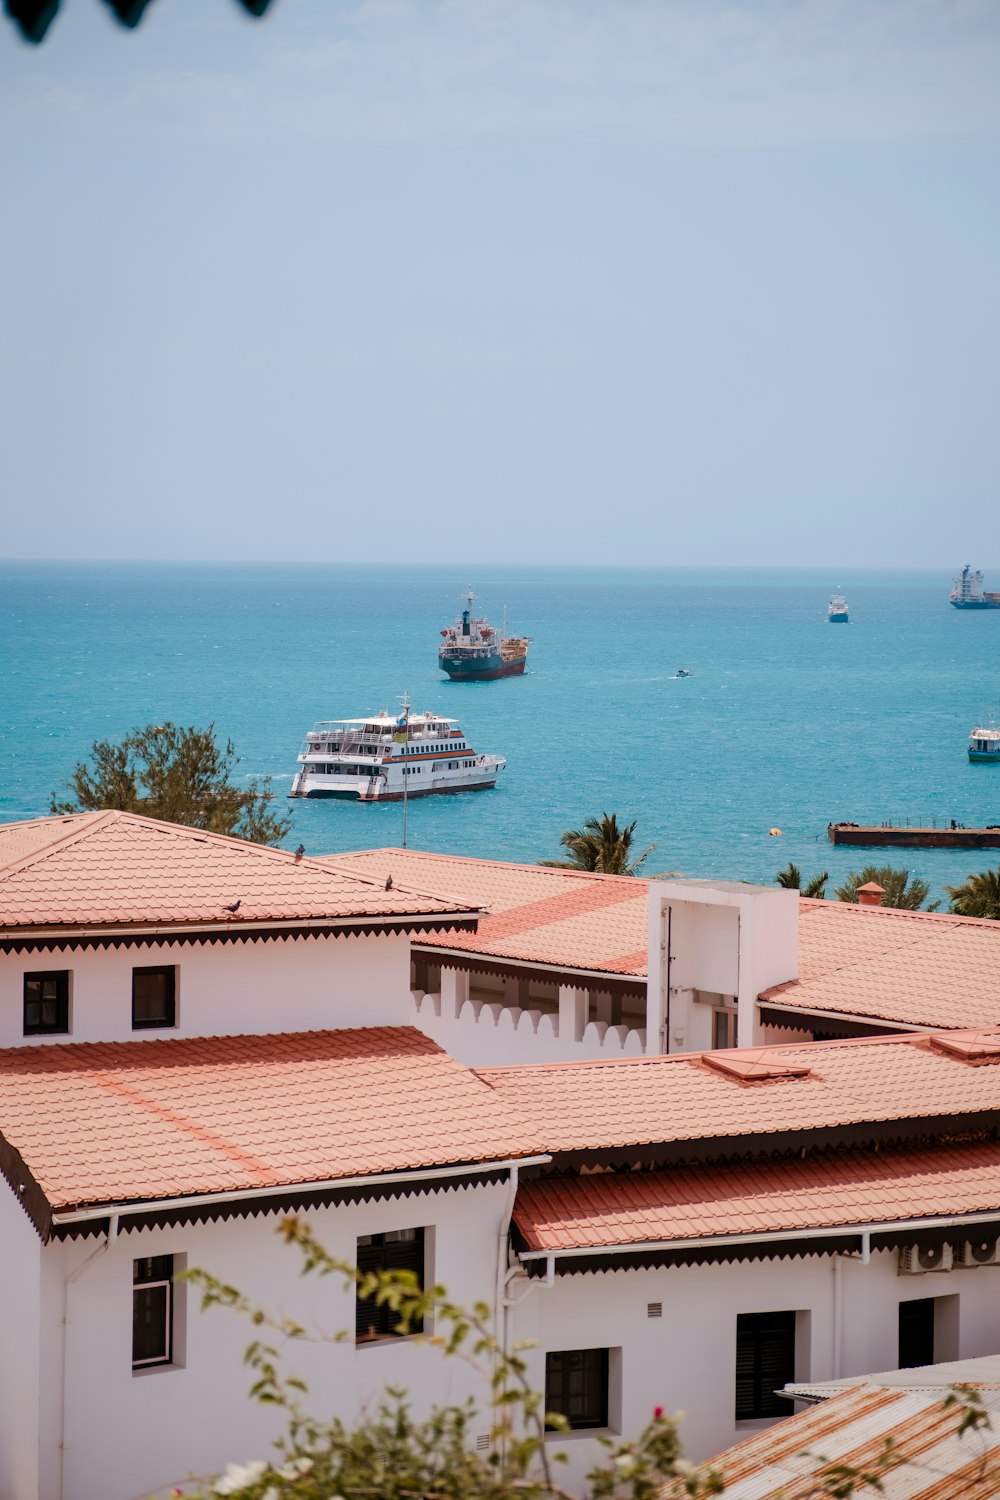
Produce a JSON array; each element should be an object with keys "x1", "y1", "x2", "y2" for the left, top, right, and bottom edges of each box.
[
  {"x1": 832, "y1": 1254, "x2": 843, "y2": 1380},
  {"x1": 60, "y1": 1213, "x2": 119, "y2": 1500},
  {"x1": 494, "y1": 1165, "x2": 520, "y2": 1357}
]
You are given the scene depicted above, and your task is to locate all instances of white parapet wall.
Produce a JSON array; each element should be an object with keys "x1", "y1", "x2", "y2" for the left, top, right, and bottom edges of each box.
[
  {"x1": 410, "y1": 986, "x2": 646, "y2": 1067},
  {"x1": 646, "y1": 879, "x2": 799, "y2": 1053}
]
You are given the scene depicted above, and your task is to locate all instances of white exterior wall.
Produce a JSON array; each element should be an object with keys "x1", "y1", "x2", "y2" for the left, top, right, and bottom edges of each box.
[
  {"x1": 0, "y1": 931, "x2": 411, "y2": 1047},
  {"x1": 646, "y1": 881, "x2": 799, "y2": 1054},
  {"x1": 0, "y1": 1186, "x2": 42, "y2": 1500},
  {"x1": 45, "y1": 1179, "x2": 508, "y2": 1500},
  {"x1": 410, "y1": 988, "x2": 646, "y2": 1066},
  {"x1": 511, "y1": 1246, "x2": 1000, "y2": 1485}
]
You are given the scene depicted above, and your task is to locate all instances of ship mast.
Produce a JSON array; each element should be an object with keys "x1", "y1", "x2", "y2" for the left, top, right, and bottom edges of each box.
[{"x1": 397, "y1": 693, "x2": 411, "y2": 848}]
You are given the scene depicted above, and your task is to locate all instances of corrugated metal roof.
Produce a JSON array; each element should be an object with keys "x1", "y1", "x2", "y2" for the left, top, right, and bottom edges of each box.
[{"x1": 668, "y1": 1384, "x2": 1000, "y2": 1500}]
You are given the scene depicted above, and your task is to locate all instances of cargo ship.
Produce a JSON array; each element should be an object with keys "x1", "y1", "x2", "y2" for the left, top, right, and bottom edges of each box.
[
  {"x1": 438, "y1": 591, "x2": 529, "y2": 681},
  {"x1": 289, "y1": 704, "x2": 505, "y2": 799},
  {"x1": 828, "y1": 590, "x2": 849, "y2": 623},
  {"x1": 950, "y1": 566, "x2": 1000, "y2": 609}
]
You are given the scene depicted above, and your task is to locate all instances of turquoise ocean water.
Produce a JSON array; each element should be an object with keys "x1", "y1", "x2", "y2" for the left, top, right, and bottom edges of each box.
[{"x1": 2, "y1": 562, "x2": 998, "y2": 905}]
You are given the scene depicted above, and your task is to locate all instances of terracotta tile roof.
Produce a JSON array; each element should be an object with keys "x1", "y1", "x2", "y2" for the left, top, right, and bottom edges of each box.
[
  {"x1": 477, "y1": 1029, "x2": 1000, "y2": 1153},
  {"x1": 683, "y1": 1382, "x2": 1000, "y2": 1500},
  {"x1": 514, "y1": 1139, "x2": 1000, "y2": 1251},
  {"x1": 0, "y1": 1027, "x2": 543, "y2": 1218},
  {"x1": 0, "y1": 813, "x2": 479, "y2": 932},
  {"x1": 764, "y1": 898, "x2": 1000, "y2": 1030},
  {"x1": 328, "y1": 848, "x2": 649, "y2": 978}
]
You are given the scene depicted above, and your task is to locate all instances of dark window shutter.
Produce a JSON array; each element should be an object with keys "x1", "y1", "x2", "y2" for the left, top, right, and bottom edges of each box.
[
  {"x1": 355, "y1": 1230, "x2": 424, "y2": 1341},
  {"x1": 735, "y1": 1312, "x2": 796, "y2": 1419}
]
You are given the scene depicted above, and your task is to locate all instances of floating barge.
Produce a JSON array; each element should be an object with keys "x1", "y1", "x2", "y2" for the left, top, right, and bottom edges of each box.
[{"x1": 828, "y1": 821, "x2": 1000, "y2": 849}]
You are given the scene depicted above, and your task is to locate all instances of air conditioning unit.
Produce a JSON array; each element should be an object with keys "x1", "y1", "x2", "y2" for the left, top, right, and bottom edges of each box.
[
  {"x1": 898, "y1": 1243, "x2": 953, "y2": 1275},
  {"x1": 955, "y1": 1237, "x2": 1000, "y2": 1268}
]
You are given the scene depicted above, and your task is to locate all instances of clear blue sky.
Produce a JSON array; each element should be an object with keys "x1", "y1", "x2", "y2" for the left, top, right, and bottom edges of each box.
[{"x1": 2, "y1": 0, "x2": 998, "y2": 566}]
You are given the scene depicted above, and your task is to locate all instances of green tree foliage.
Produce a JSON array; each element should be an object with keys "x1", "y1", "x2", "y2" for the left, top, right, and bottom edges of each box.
[
  {"x1": 50, "y1": 721, "x2": 292, "y2": 847},
  {"x1": 946, "y1": 867, "x2": 1000, "y2": 920},
  {"x1": 775, "y1": 864, "x2": 829, "y2": 898},
  {"x1": 834, "y1": 865, "x2": 938, "y2": 911},
  {"x1": 539, "y1": 813, "x2": 656, "y2": 877}
]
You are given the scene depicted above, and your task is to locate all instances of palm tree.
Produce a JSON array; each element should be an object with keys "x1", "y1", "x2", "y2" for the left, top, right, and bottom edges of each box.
[
  {"x1": 946, "y1": 867, "x2": 1000, "y2": 919},
  {"x1": 834, "y1": 865, "x2": 938, "y2": 911},
  {"x1": 539, "y1": 813, "x2": 656, "y2": 876},
  {"x1": 775, "y1": 864, "x2": 829, "y2": 898}
]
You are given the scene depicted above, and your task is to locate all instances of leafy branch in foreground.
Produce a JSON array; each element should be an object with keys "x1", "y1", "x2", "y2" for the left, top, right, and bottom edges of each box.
[
  {"x1": 51, "y1": 720, "x2": 292, "y2": 846},
  {"x1": 183, "y1": 1214, "x2": 723, "y2": 1500}
]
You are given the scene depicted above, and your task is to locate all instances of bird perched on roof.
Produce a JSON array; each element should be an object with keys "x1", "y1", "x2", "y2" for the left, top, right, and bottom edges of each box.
[
  {"x1": 384, "y1": 875, "x2": 393, "y2": 891},
  {"x1": 293, "y1": 844, "x2": 305, "y2": 862},
  {"x1": 222, "y1": 899, "x2": 242, "y2": 914}
]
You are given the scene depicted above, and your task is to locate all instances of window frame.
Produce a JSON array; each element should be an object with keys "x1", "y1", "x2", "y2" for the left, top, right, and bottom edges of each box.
[
  {"x1": 735, "y1": 1310, "x2": 797, "y2": 1420},
  {"x1": 545, "y1": 1347, "x2": 610, "y2": 1431},
  {"x1": 23, "y1": 970, "x2": 70, "y2": 1036},
  {"x1": 132, "y1": 1254, "x2": 175, "y2": 1371},
  {"x1": 131, "y1": 964, "x2": 177, "y2": 1030},
  {"x1": 355, "y1": 1227, "x2": 426, "y2": 1344}
]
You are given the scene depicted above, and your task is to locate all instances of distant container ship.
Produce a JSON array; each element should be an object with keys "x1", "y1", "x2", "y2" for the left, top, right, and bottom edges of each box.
[
  {"x1": 950, "y1": 565, "x2": 1000, "y2": 609},
  {"x1": 828, "y1": 590, "x2": 849, "y2": 623},
  {"x1": 439, "y1": 591, "x2": 530, "y2": 681}
]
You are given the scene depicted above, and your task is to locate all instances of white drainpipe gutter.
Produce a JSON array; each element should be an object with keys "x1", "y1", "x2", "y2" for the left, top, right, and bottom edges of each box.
[
  {"x1": 517, "y1": 1209, "x2": 1000, "y2": 1263},
  {"x1": 50, "y1": 1156, "x2": 551, "y2": 1231},
  {"x1": 60, "y1": 1212, "x2": 119, "y2": 1500}
]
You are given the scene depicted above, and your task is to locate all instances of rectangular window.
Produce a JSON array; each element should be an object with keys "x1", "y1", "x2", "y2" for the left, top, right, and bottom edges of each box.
[
  {"x1": 132, "y1": 1255, "x2": 174, "y2": 1369},
  {"x1": 899, "y1": 1297, "x2": 935, "y2": 1369},
  {"x1": 23, "y1": 971, "x2": 69, "y2": 1035},
  {"x1": 545, "y1": 1348, "x2": 610, "y2": 1430},
  {"x1": 132, "y1": 965, "x2": 176, "y2": 1029},
  {"x1": 356, "y1": 1228, "x2": 425, "y2": 1342},
  {"x1": 712, "y1": 1008, "x2": 737, "y2": 1049},
  {"x1": 735, "y1": 1311, "x2": 796, "y2": 1419}
]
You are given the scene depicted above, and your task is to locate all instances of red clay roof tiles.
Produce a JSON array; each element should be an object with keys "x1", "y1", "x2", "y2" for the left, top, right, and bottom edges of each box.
[
  {"x1": 764, "y1": 898, "x2": 1000, "y2": 1030},
  {"x1": 328, "y1": 848, "x2": 649, "y2": 977},
  {"x1": 513, "y1": 1139, "x2": 1000, "y2": 1250},
  {"x1": 0, "y1": 812, "x2": 478, "y2": 931},
  {"x1": 330, "y1": 852, "x2": 1000, "y2": 1033},
  {"x1": 478, "y1": 1029, "x2": 1000, "y2": 1152},
  {"x1": 0, "y1": 1026, "x2": 544, "y2": 1217}
]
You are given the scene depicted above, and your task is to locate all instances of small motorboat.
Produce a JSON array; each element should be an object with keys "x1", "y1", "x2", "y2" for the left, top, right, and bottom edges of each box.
[{"x1": 675, "y1": 668, "x2": 692, "y2": 678}]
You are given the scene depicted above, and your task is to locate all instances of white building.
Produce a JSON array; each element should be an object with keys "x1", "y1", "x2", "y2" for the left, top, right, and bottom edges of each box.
[
  {"x1": 4, "y1": 814, "x2": 1000, "y2": 1497},
  {"x1": 334, "y1": 847, "x2": 1000, "y2": 1057}
]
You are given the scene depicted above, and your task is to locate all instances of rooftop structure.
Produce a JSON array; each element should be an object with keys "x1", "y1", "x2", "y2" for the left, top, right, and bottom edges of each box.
[
  {"x1": 479, "y1": 1028, "x2": 1000, "y2": 1158},
  {"x1": 0, "y1": 1025, "x2": 545, "y2": 1237},
  {"x1": 0, "y1": 812, "x2": 478, "y2": 938},
  {"x1": 329, "y1": 847, "x2": 648, "y2": 980},
  {"x1": 332, "y1": 849, "x2": 1000, "y2": 1046}
]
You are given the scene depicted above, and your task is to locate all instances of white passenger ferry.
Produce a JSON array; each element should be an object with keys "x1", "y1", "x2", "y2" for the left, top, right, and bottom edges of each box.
[{"x1": 289, "y1": 706, "x2": 506, "y2": 800}]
